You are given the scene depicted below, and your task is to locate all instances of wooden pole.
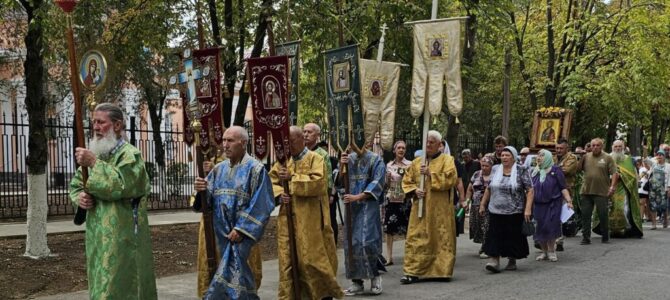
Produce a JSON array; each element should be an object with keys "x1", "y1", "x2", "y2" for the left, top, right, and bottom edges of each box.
[
  {"x1": 502, "y1": 48, "x2": 511, "y2": 138},
  {"x1": 418, "y1": 0, "x2": 439, "y2": 219},
  {"x1": 56, "y1": 4, "x2": 87, "y2": 225},
  {"x1": 190, "y1": 115, "x2": 217, "y2": 281},
  {"x1": 267, "y1": 13, "x2": 301, "y2": 299}
]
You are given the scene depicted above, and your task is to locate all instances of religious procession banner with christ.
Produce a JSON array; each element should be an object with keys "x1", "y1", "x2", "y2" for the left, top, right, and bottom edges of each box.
[
  {"x1": 410, "y1": 19, "x2": 463, "y2": 119},
  {"x1": 359, "y1": 59, "x2": 400, "y2": 151},
  {"x1": 324, "y1": 44, "x2": 365, "y2": 152},
  {"x1": 176, "y1": 48, "x2": 225, "y2": 152},
  {"x1": 275, "y1": 41, "x2": 301, "y2": 126},
  {"x1": 247, "y1": 56, "x2": 291, "y2": 161}
]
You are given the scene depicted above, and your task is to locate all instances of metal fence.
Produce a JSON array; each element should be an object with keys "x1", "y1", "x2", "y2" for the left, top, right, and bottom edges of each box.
[
  {"x1": 0, "y1": 114, "x2": 198, "y2": 220},
  {"x1": 1, "y1": 111, "x2": 508, "y2": 220}
]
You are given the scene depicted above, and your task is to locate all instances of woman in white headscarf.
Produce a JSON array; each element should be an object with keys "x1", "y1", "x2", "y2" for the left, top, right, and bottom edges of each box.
[{"x1": 479, "y1": 146, "x2": 534, "y2": 273}]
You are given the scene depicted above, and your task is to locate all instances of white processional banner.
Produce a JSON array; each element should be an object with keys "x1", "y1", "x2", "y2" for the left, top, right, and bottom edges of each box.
[{"x1": 359, "y1": 59, "x2": 401, "y2": 151}]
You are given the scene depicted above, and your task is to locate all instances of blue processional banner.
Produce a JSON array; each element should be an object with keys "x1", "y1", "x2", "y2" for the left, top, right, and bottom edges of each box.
[{"x1": 324, "y1": 44, "x2": 365, "y2": 152}]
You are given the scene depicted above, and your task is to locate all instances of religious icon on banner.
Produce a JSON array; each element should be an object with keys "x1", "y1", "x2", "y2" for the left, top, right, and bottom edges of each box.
[
  {"x1": 369, "y1": 80, "x2": 382, "y2": 98},
  {"x1": 332, "y1": 62, "x2": 351, "y2": 93},
  {"x1": 429, "y1": 38, "x2": 444, "y2": 57},
  {"x1": 263, "y1": 79, "x2": 282, "y2": 109},
  {"x1": 79, "y1": 50, "x2": 107, "y2": 91}
]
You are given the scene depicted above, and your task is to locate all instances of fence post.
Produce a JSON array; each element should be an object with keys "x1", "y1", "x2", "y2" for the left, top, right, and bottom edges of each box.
[{"x1": 130, "y1": 116, "x2": 136, "y2": 146}]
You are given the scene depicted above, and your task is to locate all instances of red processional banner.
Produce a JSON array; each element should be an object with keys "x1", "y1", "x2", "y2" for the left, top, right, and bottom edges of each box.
[
  {"x1": 247, "y1": 56, "x2": 290, "y2": 162},
  {"x1": 179, "y1": 48, "x2": 225, "y2": 152}
]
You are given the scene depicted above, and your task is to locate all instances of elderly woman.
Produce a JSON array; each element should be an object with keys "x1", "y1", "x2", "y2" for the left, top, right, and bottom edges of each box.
[
  {"x1": 479, "y1": 146, "x2": 533, "y2": 273},
  {"x1": 383, "y1": 140, "x2": 412, "y2": 265},
  {"x1": 465, "y1": 156, "x2": 493, "y2": 258},
  {"x1": 531, "y1": 149, "x2": 572, "y2": 262},
  {"x1": 649, "y1": 150, "x2": 669, "y2": 229}
]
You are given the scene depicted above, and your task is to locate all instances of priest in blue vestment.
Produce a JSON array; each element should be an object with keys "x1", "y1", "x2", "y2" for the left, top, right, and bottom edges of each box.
[
  {"x1": 194, "y1": 126, "x2": 275, "y2": 300},
  {"x1": 339, "y1": 147, "x2": 386, "y2": 296}
]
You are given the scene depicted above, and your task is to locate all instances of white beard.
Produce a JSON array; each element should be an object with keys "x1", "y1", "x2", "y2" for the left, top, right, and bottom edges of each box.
[
  {"x1": 611, "y1": 151, "x2": 626, "y2": 163},
  {"x1": 90, "y1": 130, "x2": 119, "y2": 159}
]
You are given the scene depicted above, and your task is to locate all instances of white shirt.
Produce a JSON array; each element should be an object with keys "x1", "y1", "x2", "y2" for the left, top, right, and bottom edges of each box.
[{"x1": 638, "y1": 166, "x2": 648, "y2": 195}]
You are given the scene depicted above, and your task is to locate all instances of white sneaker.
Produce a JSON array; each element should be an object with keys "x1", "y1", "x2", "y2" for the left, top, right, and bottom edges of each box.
[
  {"x1": 548, "y1": 252, "x2": 558, "y2": 262},
  {"x1": 343, "y1": 281, "x2": 364, "y2": 296},
  {"x1": 370, "y1": 276, "x2": 383, "y2": 295}
]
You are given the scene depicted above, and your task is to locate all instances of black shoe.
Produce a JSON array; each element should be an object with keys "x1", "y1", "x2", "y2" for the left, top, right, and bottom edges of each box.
[
  {"x1": 580, "y1": 238, "x2": 591, "y2": 245},
  {"x1": 601, "y1": 238, "x2": 610, "y2": 244},
  {"x1": 400, "y1": 275, "x2": 419, "y2": 284},
  {"x1": 534, "y1": 242, "x2": 541, "y2": 250},
  {"x1": 556, "y1": 244, "x2": 564, "y2": 251}
]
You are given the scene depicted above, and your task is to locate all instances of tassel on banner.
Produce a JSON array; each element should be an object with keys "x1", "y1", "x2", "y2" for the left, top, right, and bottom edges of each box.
[
  {"x1": 414, "y1": 119, "x2": 417, "y2": 126},
  {"x1": 455, "y1": 116, "x2": 460, "y2": 124},
  {"x1": 433, "y1": 116, "x2": 437, "y2": 125}
]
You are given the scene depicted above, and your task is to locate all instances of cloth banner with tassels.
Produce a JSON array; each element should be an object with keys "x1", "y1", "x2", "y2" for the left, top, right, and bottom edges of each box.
[
  {"x1": 247, "y1": 56, "x2": 291, "y2": 162},
  {"x1": 275, "y1": 41, "x2": 301, "y2": 126},
  {"x1": 359, "y1": 59, "x2": 400, "y2": 151},
  {"x1": 410, "y1": 19, "x2": 463, "y2": 119},
  {"x1": 178, "y1": 48, "x2": 225, "y2": 151},
  {"x1": 324, "y1": 44, "x2": 365, "y2": 152}
]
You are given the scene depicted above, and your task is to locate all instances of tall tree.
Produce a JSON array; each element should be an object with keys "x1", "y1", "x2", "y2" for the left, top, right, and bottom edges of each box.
[{"x1": 19, "y1": 0, "x2": 50, "y2": 258}]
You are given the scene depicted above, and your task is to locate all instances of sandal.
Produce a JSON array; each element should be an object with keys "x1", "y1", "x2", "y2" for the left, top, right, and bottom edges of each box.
[
  {"x1": 384, "y1": 261, "x2": 394, "y2": 266},
  {"x1": 400, "y1": 275, "x2": 419, "y2": 284},
  {"x1": 536, "y1": 253, "x2": 548, "y2": 261}
]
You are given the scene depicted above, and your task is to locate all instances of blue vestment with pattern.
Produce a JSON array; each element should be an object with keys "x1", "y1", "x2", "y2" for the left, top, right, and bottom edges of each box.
[
  {"x1": 204, "y1": 154, "x2": 275, "y2": 300},
  {"x1": 342, "y1": 150, "x2": 386, "y2": 279}
]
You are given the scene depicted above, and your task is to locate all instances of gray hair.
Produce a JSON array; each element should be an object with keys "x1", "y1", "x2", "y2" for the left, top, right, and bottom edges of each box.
[
  {"x1": 427, "y1": 130, "x2": 442, "y2": 142},
  {"x1": 304, "y1": 123, "x2": 321, "y2": 134},
  {"x1": 94, "y1": 103, "x2": 125, "y2": 128}
]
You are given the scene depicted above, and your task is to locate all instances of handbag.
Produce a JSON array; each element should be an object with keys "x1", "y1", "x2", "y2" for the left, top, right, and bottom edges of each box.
[{"x1": 521, "y1": 219, "x2": 535, "y2": 236}]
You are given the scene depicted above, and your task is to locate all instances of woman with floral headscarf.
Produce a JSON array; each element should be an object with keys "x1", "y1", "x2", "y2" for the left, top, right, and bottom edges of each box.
[
  {"x1": 465, "y1": 156, "x2": 493, "y2": 258},
  {"x1": 531, "y1": 149, "x2": 572, "y2": 262},
  {"x1": 479, "y1": 146, "x2": 534, "y2": 273}
]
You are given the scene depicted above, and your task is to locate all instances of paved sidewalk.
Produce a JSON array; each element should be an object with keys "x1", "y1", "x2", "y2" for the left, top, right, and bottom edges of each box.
[
  {"x1": 34, "y1": 242, "x2": 391, "y2": 300},
  {"x1": 0, "y1": 211, "x2": 201, "y2": 238}
]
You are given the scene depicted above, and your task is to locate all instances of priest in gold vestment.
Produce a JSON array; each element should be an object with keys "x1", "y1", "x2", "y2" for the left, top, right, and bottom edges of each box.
[
  {"x1": 270, "y1": 126, "x2": 343, "y2": 299},
  {"x1": 401, "y1": 130, "x2": 460, "y2": 284}
]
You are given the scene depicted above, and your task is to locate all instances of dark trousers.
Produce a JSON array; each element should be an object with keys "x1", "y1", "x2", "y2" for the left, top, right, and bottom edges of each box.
[
  {"x1": 581, "y1": 194, "x2": 609, "y2": 240},
  {"x1": 330, "y1": 196, "x2": 339, "y2": 244}
]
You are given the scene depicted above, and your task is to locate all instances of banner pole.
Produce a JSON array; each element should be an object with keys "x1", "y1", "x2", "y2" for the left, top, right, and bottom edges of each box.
[{"x1": 418, "y1": 0, "x2": 439, "y2": 219}]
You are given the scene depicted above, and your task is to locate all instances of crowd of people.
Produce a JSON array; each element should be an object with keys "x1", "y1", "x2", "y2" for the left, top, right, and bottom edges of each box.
[{"x1": 68, "y1": 103, "x2": 668, "y2": 299}]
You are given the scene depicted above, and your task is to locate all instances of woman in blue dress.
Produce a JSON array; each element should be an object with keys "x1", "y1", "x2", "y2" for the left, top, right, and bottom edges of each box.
[{"x1": 531, "y1": 149, "x2": 572, "y2": 262}]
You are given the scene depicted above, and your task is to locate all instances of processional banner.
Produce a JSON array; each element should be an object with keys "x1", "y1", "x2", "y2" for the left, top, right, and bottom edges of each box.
[
  {"x1": 177, "y1": 48, "x2": 225, "y2": 152},
  {"x1": 410, "y1": 19, "x2": 463, "y2": 118},
  {"x1": 275, "y1": 41, "x2": 301, "y2": 126},
  {"x1": 324, "y1": 44, "x2": 365, "y2": 152},
  {"x1": 247, "y1": 56, "x2": 291, "y2": 161},
  {"x1": 359, "y1": 59, "x2": 400, "y2": 151}
]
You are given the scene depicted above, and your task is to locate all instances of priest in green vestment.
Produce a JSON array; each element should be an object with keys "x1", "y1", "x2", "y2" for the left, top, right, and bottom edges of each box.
[
  {"x1": 69, "y1": 103, "x2": 157, "y2": 300},
  {"x1": 594, "y1": 140, "x2": 643, "y2": 238}
]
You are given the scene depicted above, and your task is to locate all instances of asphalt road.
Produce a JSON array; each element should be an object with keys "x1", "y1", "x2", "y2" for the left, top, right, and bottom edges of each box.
[{"x1": 37, "y1": 223, "x2": 669, "y2": 300}]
